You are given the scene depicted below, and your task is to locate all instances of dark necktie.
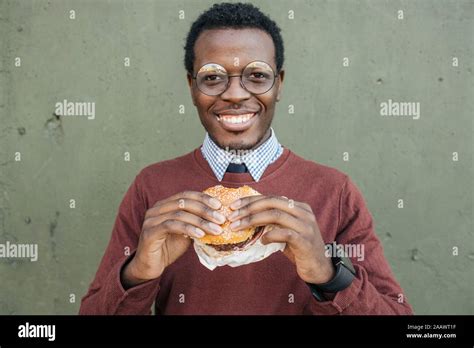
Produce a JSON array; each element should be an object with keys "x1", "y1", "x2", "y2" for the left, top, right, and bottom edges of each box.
[{"x1": 226, "y1": 162, "x2": 248, "y2": 173}]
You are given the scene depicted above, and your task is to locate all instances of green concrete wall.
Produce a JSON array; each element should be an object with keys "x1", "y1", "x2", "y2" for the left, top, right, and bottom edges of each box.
[{"x1": 0, "y1": 0, "x2": 472, "y2": 314}]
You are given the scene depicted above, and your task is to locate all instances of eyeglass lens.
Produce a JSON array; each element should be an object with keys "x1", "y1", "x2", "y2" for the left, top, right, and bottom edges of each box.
[{"x1": 195, "y1": 61, "x2": 275, "y2": 95}]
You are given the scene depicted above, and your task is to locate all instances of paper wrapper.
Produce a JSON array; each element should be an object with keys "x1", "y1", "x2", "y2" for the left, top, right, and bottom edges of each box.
[{"x1": 193, "y1": 235, "x2": 285, "y2": 271}]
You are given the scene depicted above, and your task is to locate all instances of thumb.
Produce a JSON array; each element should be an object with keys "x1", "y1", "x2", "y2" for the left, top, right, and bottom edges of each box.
[{"x1": 261, "y1": 225, "x2": 292, "y2": 245}]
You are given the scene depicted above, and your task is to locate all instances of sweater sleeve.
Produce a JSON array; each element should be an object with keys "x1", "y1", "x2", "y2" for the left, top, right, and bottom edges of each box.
[
  {"x1": 305, "y1": 176, "x2": 414, "y2": 315},
  {"x1": 79, "y1": 175, "x2": 161, "y2": 315}
]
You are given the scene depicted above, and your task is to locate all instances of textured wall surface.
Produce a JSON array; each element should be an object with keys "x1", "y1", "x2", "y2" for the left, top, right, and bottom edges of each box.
[{"x1": 0, "y1": 0, "x2": 472, "y2": 314}]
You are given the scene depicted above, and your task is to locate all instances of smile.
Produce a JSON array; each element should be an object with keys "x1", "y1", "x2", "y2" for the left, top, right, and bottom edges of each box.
[
  {"x1": 215, "y1": 112, "x2": 258, "y2": 132},
  {"x1": 217, "y1": 112, "x2": 256, "y2": 124}
]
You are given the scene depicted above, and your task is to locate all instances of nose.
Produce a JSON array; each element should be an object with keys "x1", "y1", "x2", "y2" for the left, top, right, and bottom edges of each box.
[{"x1": 220, "y1": 76, "x2": 251, "y2": 102}]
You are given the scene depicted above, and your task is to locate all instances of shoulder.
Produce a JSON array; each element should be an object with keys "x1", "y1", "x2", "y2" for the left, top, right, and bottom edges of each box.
[
  {"x1": 288, "y1": 149, "x2": 349, "y2": 188},
  {"x1": 134, "y1": 149, "x2": 197, "y2": 186}
]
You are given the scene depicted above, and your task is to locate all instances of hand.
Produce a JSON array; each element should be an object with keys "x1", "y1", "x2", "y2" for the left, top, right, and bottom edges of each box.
[
  {"x1": 228, "y1": 195, "x2": 335, "y2": 284},
  {"x1": 121, "y1": 191, "x2": 226, "y2": 289}
]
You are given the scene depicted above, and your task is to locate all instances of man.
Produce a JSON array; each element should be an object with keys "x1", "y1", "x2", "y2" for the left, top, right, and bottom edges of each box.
[{"x1": 79, "y1": 2, "x2": 413, "y2": 315}]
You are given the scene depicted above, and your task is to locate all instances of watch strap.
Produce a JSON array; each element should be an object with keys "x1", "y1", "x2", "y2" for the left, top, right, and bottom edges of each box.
[
  {"x1": 315, "y1": 261, "x2": 355, "y2": 293},
  {"x1": 306, "y1": 259, "x2": 356, "y2": 302}
]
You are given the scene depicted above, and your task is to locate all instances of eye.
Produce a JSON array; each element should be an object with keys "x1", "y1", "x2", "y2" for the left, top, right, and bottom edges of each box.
[
  {"x1": 204, "y1": 75, "x2": 222, "y2": 81},
  {"x1": 247, "y1": 70, "x2": 273, "y2": 81},
  {"x1": 251, "y1": 72, "x2": 265, "y2": 79}
]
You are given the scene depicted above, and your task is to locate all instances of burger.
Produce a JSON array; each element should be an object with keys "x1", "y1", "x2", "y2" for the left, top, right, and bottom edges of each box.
[{"x1": 193, "y1": 185, "x2": 266, "y2": 258}]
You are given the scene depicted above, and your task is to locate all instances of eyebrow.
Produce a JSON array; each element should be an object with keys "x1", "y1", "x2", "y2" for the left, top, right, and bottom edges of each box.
[{"x1": 196, "y1": 61, "x2": 275, "y2": 71}]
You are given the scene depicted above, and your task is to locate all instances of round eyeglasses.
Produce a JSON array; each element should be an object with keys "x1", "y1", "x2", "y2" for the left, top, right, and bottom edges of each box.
[{"x1": 192, "y1": 61, "x2": 277, "y2": 96}]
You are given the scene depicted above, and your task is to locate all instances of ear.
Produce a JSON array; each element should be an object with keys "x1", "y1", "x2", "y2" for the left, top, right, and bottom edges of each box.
[
  {"x1": 276, "y1": 69, "x2": 285, "y2": 102},
  {"x1": 186, "y1": 73, "x2": 197, "y2": 106}
]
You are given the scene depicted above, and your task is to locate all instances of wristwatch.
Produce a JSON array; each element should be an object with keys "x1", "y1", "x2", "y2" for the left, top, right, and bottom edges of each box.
[{"x1": 306, "y1": 253, "x2": 356, "y2": 302}]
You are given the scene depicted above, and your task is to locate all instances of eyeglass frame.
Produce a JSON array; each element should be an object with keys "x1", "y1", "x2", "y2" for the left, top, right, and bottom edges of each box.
[{"x1": 191, "y1": 60, "x2": 279, "y2": 96}]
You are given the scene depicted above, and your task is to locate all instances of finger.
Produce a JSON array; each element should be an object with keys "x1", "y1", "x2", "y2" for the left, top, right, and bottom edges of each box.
[
  {"x1": 146, "y1": 198, "x2": 226, "y2": 225},
  {"x1": 229, "y1": 195, "x2": 265, "y2": 210},
  {"x1": 261, "y1": 227, "x2": 304, "y2": 249},
  {"x1": 231, "y1": 195, "x2": 312, "y2": 214},
  {"x1": 147, "y1": 219, "x2": 206, "y2": 239},
  {"x1": 229, "y1": 196, "x2": 312, "y2": 222},
  {"x1": 144, "y1": 211, "x2": 223, "y2": 236},
  {"x1": 229, "y1": 209, "x2": 307, "y2": 234},
  {"x1": 153, "y1": 191, "x2": 222, "y2": 210}
]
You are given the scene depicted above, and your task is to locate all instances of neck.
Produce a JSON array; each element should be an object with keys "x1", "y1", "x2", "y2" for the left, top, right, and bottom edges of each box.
[
  {"x1": 250, "y1": 128, "x2": 272, "y2": 150},
  {"x1": 207, "y1": 128, "x2": 273, "y2": 152}
]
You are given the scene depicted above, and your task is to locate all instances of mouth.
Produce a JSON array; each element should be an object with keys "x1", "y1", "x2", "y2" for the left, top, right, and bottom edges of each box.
[{"x1": 215, "y1": 111, "x2": 259, "y2": 132}]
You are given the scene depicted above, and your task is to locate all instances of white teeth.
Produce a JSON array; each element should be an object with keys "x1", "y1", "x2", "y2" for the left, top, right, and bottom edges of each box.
[{"x1": 218, "y1": 113, "x2": 256, "y2": 124}]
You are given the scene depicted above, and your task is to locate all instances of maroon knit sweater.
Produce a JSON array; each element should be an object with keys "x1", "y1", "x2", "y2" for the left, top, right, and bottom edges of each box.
[{"x1": 79, "y1": 147, "x2": 413, "y2": 315}]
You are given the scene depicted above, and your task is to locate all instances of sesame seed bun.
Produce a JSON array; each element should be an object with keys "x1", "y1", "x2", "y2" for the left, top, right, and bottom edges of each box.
[{"x1": 197, "y1": 185, "x2": 261, "y2": 246}]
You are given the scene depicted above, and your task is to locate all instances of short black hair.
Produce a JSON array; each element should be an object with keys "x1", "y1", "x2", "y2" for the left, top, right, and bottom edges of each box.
[{"x1": 184, "y1": 2, "x2": 284, "y2": 75}]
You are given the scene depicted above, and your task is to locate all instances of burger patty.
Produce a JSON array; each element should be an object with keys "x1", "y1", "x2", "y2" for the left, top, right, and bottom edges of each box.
[
  {"x1": 208, "y1": 239, "x2": 250, "y2": 251},
  {"x1": 206, "y1": 226, "x2": 264, "y2": 252}
]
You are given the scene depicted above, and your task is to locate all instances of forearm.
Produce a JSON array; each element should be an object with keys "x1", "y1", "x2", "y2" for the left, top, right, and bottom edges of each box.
[
  {"x1": 305, "y1": 264, "x2": 413, "y2": 315},
  {"x1": 79, "y1": 254, "x2": 161, "y2": 315}
]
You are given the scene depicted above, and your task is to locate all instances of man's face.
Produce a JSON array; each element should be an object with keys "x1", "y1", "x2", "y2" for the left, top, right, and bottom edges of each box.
[{"x1": 187, "y1": 28, "x2": 284, "y2": 150}]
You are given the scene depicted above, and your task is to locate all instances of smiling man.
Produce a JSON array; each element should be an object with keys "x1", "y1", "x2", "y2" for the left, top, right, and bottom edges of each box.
[{"x1": 79, "y1": 2, "x2": 413, "y2": 315}]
